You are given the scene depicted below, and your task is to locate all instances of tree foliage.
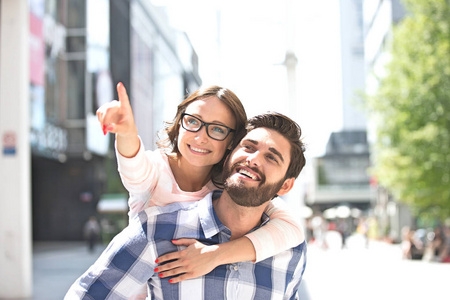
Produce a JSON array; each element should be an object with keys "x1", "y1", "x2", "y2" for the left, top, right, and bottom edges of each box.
[{"x1": 367, "y1": 0, "x2": 450, "y2": 220}]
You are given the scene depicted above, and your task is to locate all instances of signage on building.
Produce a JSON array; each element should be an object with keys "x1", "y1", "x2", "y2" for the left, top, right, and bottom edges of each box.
[
  {"x1": 30, "y1": 123, "x2": 68, "y2": 161},
  {"x1": 2, "y1": 131, "x2": 17, "y2": 156},
  {"x1": 43, "y1": 15, "x2": 66, "y2": 58},
  {"x1": 30, "y1": 12, "x2": 45, "y2": 85}
]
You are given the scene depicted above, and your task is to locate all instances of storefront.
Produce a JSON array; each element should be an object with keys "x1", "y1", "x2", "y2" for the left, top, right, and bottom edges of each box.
[{"x1": 29, "y1": 0, "x2": 201, "y2": 241}]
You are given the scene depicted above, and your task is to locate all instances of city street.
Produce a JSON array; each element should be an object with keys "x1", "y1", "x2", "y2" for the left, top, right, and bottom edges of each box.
[
  {"x1": 29, "y1": 237, "x2": 449, "y2": 300},
  {"x1": 298, "y1": 235, "x2": 450, "y2": 300}
]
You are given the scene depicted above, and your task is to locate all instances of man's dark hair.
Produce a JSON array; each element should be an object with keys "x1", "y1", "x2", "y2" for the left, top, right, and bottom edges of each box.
[{"x1": 247, "y1": 112, "x2": 306, "y2": 179}]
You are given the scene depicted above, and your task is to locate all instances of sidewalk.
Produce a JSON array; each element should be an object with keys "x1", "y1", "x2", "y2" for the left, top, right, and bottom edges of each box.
[
  {"x1": 31, "y1": 241, "x2": 106, "y2": 300},
  {"x1": 27, "y1": 238, "x2": 409, "y2": 300}
]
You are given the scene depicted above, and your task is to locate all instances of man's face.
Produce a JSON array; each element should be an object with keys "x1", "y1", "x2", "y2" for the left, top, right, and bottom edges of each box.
[{"x1": 223, "y1": 127, "x2": 292, "y2": 207}]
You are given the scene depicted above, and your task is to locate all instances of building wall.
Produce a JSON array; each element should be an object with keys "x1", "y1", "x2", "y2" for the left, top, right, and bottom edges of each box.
[
  {"x1": 339, "y1": 0, "x2": 367, "y2": 131},
  {"x1": 362, "y1": 0, "x2": 409, "y2": 241},
  {"x1": 307, "y1": 131, "x2": 375, "y2": 211},
  {"x1": 28, "y1": 0, "x2": 201, "y2": 241},
  {"x1": 32, "y1": 156, "x2": 105, "y2": 240},
  {"x1": 0, "y1": 0, "x2": 33, "y2": 296}
]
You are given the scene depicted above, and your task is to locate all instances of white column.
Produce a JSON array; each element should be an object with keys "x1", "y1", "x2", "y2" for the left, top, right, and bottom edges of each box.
[{"x1": 0, "y1": 0, "x2": 32, "y2": 298}]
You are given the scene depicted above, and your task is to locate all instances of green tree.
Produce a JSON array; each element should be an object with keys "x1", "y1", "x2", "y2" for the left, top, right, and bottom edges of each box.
[{"x1": 367, "y1": 0, "x2": 450, "y2": 220}]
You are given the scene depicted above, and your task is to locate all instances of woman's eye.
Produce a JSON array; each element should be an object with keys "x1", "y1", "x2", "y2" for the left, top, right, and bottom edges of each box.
[
  {"x1": 211, "y1": 126, "x2": 225, "y2": 134},
  {"x1": 187, "y1": 118, "x2": 199, "y2": 125}
]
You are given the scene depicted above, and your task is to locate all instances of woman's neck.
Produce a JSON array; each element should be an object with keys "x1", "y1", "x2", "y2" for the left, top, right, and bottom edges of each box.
[{"x1": 168, "y1": 153, "x2": 212, "y2": 192}]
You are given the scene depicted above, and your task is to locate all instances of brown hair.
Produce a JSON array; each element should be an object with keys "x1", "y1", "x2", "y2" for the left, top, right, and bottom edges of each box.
[
  {"x1": 246, "y1": 112, "x2": 306, "y2": 179},
  {"x1": 157, "y1": 85, "x2": 247, "y2": 186}
]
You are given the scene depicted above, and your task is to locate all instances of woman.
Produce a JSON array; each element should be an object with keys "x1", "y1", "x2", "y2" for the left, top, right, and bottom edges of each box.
[{"x1": 97, "y1": 83, "x2": 304, "y2": 288}]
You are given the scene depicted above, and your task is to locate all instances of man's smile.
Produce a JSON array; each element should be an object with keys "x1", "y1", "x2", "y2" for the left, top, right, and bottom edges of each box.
[{"x1": 235, "y1": 165, "x2": 261, "y2": 181}]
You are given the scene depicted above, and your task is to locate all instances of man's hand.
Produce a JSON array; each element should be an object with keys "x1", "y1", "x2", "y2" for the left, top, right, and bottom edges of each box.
[{"x1": 155, "y1": 239, "x2": 220, "y2": 283}]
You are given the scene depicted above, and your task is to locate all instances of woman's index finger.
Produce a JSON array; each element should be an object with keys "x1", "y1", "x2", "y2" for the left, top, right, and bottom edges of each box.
[{"x1": 116, "y1": 82, "x2": 131, "y2": 108}]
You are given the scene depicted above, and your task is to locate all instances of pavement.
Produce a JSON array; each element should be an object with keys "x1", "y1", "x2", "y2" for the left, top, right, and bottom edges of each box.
[
  {"x1": 30, "y1": 242, "x2": 106, "y2": 300},
  {"x1": 298, "y1": 235, "x2": 450, "y2": 300},
  {"x1": 10, "y1": 236, "x2": 450, "y2": 299}
]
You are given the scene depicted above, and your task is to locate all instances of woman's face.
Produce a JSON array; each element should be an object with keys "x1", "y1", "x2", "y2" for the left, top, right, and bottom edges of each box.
[{"x1": 177, "y1": 96, "x2": 236, "y2": 169}]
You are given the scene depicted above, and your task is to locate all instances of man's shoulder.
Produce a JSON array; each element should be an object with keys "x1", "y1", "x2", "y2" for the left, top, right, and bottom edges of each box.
[
  {"x1": 139, "y1": 199, "x2": 199, "y2": 220},
  {"x1": 137, "y1": 192, "x2": 215, "y2": 220}
]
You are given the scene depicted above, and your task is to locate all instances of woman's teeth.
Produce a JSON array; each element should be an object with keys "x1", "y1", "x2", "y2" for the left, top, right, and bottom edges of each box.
[{"x1": 190, "y1": 146, "x2": 209, "y2": 153}]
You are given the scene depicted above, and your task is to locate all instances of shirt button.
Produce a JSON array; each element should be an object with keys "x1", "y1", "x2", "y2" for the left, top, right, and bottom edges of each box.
[{"x1": 233, "y1": 265, "x2": 238, "y2": 271}]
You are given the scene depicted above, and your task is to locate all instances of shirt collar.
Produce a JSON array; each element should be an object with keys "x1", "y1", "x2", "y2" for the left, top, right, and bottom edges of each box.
[
  {"x1": 198, "y1": 190, "x2": 270, "y2": 238},
  {"x1": 198, "y1": 190, "x2": 225, "y2": 238}
]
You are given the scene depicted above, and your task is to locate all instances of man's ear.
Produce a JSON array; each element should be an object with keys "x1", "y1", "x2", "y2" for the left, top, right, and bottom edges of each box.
[{"x1": 276, "y1": 177, "x2": 295, "y2": 196}]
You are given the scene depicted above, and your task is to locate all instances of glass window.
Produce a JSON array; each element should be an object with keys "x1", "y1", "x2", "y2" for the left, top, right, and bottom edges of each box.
[
  {"x1": 67, "y1": 60, "x2": 85, "y2": 119},
  {"x1": 66, "y1": 35, "x2": 86, "y2": 53},
  {"x1": 67, "y1": 0, "x2": 86, "y2": 28},
  {"x1": 45, "y1": 55, "x2": 66, "y2": 123}
]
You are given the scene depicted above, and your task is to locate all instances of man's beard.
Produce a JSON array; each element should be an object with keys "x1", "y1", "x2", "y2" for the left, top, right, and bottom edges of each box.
[{"x1": 223, "y1": 163, "x2": 285, "y2": 207}]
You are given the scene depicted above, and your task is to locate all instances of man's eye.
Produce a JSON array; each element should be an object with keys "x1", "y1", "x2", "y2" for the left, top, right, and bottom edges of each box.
[{"x1": 267, "y1": 155, "x2": 278, "y2": 163}]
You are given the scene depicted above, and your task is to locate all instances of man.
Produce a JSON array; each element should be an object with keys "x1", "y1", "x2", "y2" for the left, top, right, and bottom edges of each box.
[{"x1": 66, "y1": 112, "x2": 307, "y2": 299}]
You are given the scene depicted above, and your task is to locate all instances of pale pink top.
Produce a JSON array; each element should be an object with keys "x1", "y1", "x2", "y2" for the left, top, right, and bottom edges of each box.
[{"x1": 116, "y1": 137, "x2": 304, "y2": 262}]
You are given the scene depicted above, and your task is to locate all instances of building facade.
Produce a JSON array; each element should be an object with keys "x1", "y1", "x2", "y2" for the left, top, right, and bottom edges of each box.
[
  {"x1": 306, "y1": 131, "x2": 376, "y2": 212},
  {"x1": 11, "y1": 0, "x2": 201, "y2": 241},
  {"x1": 363, "y1": 0, "x2": 410, "y2": 242},
  {"x1": 306, "y1": 1, "x2": 373, "y2": 220},
  {"x1": 339, "y1": 0, "x2": 367, "y2": 131}
]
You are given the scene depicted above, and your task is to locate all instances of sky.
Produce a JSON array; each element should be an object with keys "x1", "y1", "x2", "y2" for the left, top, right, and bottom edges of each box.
[{"x1": 158, "y1": 0, "x2": 343, "y2": 158}]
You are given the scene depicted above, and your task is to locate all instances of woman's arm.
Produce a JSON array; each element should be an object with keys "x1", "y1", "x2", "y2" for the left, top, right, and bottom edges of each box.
[
  {"x1": 97, "y1": 82, "x2": 156, "y2": 219},
  {"x1": 246, "y1": 197, "x2": 305, "y2": 262},
  {"x1": 154, "y1": 237, "x2": 256, "y2": 283},
  {"x1": 115, "y1": 140, "x2": 161, "y2": 220},
  {"x1": 155, "y1": 197, "x2": 304, "y2": 282}
]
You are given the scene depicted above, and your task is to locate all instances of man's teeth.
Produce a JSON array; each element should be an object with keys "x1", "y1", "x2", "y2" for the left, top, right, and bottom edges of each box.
[
  {"x1": 239, "y1": 169, "x2": 257, "y2": 180},
  {"x1": 191, "y1": 146, "x2": 209, "y2": 153}
]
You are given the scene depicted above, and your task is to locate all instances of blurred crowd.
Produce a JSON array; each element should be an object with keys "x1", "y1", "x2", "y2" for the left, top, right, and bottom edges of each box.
[
  {"x1": 401, "y1": 225, "x2": 450, "y2": 263},
  {"x1": 306, "y1": 214, "x2": 375, "y2": 250},
  {"x1": 306, "y1": 213, "x2": 450, "y2": 264}
]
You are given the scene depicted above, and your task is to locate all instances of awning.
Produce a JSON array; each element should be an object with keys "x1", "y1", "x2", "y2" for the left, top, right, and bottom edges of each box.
[{"x1": 97, "y1": 193, "x2": 128, "y2": 213}]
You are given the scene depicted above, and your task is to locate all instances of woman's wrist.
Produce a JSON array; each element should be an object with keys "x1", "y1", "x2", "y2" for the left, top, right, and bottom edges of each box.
[
  {"x1": 116, "y1": 133, "x2": 140, "y2": 158},
  {"x1": 214, "y1": 237, "x2": 256, "y2": 265}
]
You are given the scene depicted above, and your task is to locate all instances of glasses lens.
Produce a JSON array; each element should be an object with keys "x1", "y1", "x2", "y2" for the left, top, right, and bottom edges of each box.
[
  {"x1": 208, "y1": 125, "x2": 228, "y2": 140},
  {"x1": 182, "y1": 115, "x2": 201, "y2": 131}
]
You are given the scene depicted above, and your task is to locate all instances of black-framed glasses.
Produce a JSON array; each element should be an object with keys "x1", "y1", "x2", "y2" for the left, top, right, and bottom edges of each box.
[{"x1": 181, "y1": 113, "x2": 235, "y2": 141}]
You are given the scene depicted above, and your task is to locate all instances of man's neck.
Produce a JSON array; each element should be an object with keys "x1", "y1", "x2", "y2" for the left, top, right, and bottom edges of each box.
[{"x1": 212, "y1": 191, "x2": 268, "y2": 241}]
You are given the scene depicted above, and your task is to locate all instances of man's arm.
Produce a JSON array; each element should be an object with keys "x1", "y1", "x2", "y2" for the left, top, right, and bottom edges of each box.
[{"x1": 65, "y1": 220, "x2": 155, "y2": 299}]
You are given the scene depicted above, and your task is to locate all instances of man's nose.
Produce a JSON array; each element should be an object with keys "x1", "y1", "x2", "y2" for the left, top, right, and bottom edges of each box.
[{"x1": 246, "y1": 152, "x2": 261, "y2": 167}]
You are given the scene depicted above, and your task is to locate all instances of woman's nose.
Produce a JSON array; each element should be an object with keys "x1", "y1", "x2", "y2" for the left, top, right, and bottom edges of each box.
[{"x1": 194, "y1": 126, "x2": 209, "y2": 143}]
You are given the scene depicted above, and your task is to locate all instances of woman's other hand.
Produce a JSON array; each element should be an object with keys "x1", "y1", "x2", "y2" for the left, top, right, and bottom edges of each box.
[{"x1": 154, "y1": 239, "x2": 220, "y2": 283}]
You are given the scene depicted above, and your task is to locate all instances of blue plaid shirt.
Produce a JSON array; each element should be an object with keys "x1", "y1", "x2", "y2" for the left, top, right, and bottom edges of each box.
[{"x1": 65, "y1": 190, "x2": 307, "y2": 300}]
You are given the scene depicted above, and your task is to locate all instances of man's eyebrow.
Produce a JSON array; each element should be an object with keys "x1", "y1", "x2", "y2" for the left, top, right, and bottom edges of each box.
[
  {"x1": 246, "y1": 139, "x2": 285, "y2": 163},
  {"x1": 269, "y1": 147, "x2": 284, "y2": 163}
]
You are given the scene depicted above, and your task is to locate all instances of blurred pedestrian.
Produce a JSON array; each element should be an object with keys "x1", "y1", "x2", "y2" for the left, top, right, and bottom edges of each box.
[
  {"x1": 439, "y1": 226, "x2": 450, "y2": 263},
  {"x1": 424, "y1": 226, "x2": 444, "y2": 262},
  {"x1": 83, "y1": 216, "x2": 100, "y2": 253}
]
